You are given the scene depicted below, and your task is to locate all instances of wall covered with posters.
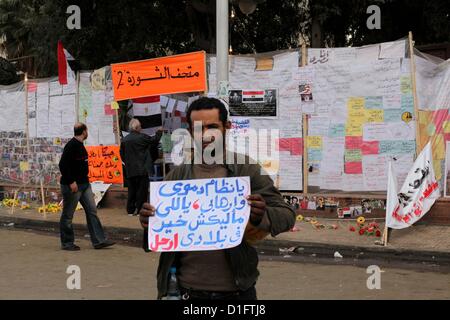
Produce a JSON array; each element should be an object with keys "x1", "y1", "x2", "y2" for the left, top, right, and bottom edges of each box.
[
  {"x1": 415, "y1": 53, "x2": 450, "y2": 194},
  {"x1": 1, "y1": 39, "x2": 449, "y2": 195},
  {"x1": 208, "y1": 51, "x2": 304, "y2": 191},
  {"x1": 0, "y1": 72, "x2": 116, "y2": 186},
  {"x1": 205, "y1": 39, "x2": 450, "y2": 195},
  {"x1": 304, "y1": 40, "x2": 417, "y2": 192}
]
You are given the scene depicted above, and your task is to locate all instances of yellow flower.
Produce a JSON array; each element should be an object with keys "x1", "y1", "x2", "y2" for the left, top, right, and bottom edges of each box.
[
  {"x1": 357, "y1": 216, "x2": 365, "y2": 225},
  {"x1": 296, "y1": 214, "x2": 304, "y2": 222}
]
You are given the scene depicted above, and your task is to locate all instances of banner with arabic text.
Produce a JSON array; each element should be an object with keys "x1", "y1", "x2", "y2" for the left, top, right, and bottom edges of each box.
[
  {"x1": 148, "y1": 177, "x2": 251, "y2": 252},
  {"x1": 86, "y1": 145, "x2": 124, "y2": 184},
  {"x1": 111, "y1": 51, "x2": 207, "y2": 101}
]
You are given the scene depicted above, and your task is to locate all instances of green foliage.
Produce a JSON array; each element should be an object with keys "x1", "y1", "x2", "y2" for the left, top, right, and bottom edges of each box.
[
  {"x1": 0, "y1": 56, "x2": 20, "y2": 85},
  {"x1": 230, "y1": 0, "x2": 310, "y2": 53},
  {"x1": 0, "y1": 0, "x2": 448, "y2": 79},
  {"x1": 1, "y1": 0, "x2": 197, "y2": 77},
  {"x1": 314, "y1": 0, "x2": 450, "y2": 47}
]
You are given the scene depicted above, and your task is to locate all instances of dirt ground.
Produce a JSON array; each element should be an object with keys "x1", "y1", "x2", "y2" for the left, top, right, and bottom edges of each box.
[{"x1": 0, "y1": 229, "x2": 449, "y2": 300}]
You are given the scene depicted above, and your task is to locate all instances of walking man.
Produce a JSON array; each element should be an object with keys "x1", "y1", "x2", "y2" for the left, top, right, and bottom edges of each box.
[
  {"x1": 120, "y1": 118, "x2": 162, "y2": 216},
  {"x1": 59, "y1": 122, "x2": 115, "y2": 251}
]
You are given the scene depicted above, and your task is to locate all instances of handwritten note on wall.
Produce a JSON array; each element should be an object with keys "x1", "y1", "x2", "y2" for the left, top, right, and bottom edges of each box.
[
  {"x1": 111, "y1": 51, "x2": 207, "y2": 101},
  {"x1": 148, "y1": 177, "x2": 251, "y2": 252},
  {"x1": 86, "y1": 145, "x2": 124, "y2": 184}
]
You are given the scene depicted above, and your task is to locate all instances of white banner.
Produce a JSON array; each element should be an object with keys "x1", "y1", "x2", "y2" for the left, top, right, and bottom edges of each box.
[
  {"x1": 386, "y1": 142, "x2": 440, "y2": 229},
  {"x1": 148, "y1": 177, "x2": 251, "y2": 252}
]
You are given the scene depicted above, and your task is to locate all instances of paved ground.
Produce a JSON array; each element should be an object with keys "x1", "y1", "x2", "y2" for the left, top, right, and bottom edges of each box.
[
  {"x1": 1, "y1": 229, "x2": 449, "y2": 300},
  {"x1": 2, "y1": 205, "x2": 450, "y2": 253}
]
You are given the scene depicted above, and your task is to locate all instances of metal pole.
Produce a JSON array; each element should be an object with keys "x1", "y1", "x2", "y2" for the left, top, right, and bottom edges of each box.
[{"x1": 216, "y1": 0, "x2": 229, "y2": 95}]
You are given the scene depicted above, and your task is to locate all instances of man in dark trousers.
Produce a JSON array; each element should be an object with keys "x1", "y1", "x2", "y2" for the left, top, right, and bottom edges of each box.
[
  {"x1": 59, "y1": 122, "x2": 115, "y2": 251},
  {"x1": 120, "y1": 118, "x2": 162, "y2": 216}
]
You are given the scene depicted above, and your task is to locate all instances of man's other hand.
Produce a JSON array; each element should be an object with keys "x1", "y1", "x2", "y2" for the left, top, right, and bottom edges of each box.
[
  {"x1": 70, "y1": 182, "x2": 78, "y2": 193},
  {"x1": 247, "y1": 194, "x2": 267, "y2": 226},
  {"x1": 139, "y1": 203, "x2": 156, "y2": 228}
]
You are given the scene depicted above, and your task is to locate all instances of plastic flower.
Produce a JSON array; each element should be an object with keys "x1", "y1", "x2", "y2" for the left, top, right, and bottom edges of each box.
[
  {"x1": 359, "y1": 229, "x2": 365, "y2": 235},
  {"x1": 357, "y1": 216, "x2": 365, "y2": 225},
  {"x1": 376, "y1": 230, "x2": 382, "y2": 237},
  {"x1": 296, "y1": 214, "x2": 304, "y2": 222},
  {"x1": 349, "y1": 226, "x2": 356, "y2": 232},
  {"x1": 369, "y1": 222, "x2": 379, "y2": 228}
]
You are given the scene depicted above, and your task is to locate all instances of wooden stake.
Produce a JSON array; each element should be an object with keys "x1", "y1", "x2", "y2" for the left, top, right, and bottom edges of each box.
[
  {"x1": 75, "y1": 71, "x2": 80, "y2": 122},
  {"x1": 382, "y1": 225, "x2": 388, "y2": 246},
  {"x1": 301, "y1": 43, "x2": 307, "y2": 67},
  {"x1": 10, "y1": 190, "x2": 18, "y2": 215},
  {"x1": 114, "y1": 109, "x2": 121, "y2": 144},
  {"x1": 303, "y1": 114, "x2": 309, "y2": 194},
  {"x1": 24, "y1": 73, "x2": 30, "y2": 155},
  {"x1": 408, "y1": 31, "x2": 422, "y2": 157},
  {"x1": 40, "y1": 180, "x2": 46, "y2": 219},
  {"x1": 301, "y1": 43, "x2": 308, "y2": 194}
]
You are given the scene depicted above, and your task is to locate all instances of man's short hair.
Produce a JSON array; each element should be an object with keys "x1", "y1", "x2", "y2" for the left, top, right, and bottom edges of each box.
[
  {"x1": 186, "y1": 97, "x2": 229, "y2": 128},
  {"x1": 129, "y1": 118, "x2": 141, "y2": 132},
  {"x1": 74, "y1": 123, "x2": 87, "y2": 136}
]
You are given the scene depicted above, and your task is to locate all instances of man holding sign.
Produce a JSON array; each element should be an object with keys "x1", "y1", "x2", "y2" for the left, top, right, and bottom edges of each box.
[{"x1": 140, "y1": 97, "x2": 295, "y2": 300}]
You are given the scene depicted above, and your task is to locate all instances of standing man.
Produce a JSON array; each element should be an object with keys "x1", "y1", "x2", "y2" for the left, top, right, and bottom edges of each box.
[
  {"x1": 139, "y1": 97, "x2": 296, "y2": 300},
  {"x1": 59, "y1": 122, "x2": 115, "y2": 251},
  {"x1": 120, "y1": 118, "x2": 162, "y2": 216}
]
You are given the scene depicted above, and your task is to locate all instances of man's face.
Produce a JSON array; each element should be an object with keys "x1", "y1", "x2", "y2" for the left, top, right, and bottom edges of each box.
[{"x1": 189, "y1": 108, "x2": 230, "y2": 151}]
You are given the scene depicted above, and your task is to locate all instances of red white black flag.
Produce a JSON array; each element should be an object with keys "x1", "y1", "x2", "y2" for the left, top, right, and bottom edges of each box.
[
  {"x1": 131, "y1": 96, "x2": 162, "y2": 135},
  {"x1": 57, "y1": 40, "x2": 76, "y2": 85}
]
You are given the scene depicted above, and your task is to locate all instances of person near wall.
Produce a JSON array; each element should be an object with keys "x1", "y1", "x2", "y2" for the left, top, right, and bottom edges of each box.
[
  {"x1": 58, "y1": 122, "x2": 115, "y2": 251},
  {"x1": 120, "y1": 118, "x2": 162, "y2": 216},
  {"x1": 139, "y1": 97, "x2": 296, "y2": 300}
]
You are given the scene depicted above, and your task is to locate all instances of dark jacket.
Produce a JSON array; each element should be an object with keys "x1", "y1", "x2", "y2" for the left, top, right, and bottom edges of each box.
[
  {"x1": 154, "y1": 156, "x2": 296, "y2": 299},
  {"x1": 120, "y1": 131, "x2": 162, "y2": 178},
  {"x1": 59, "y1": 137, "x2": 89, "y2": 185}
]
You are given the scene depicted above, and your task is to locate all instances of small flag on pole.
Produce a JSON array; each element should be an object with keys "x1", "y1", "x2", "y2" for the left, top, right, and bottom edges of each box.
[{"x1": 57, "y1": 40, "x2": 76, "y2": 85}]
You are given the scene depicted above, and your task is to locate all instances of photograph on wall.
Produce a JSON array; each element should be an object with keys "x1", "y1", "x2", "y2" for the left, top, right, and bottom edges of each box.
[
  {"x1": 228, "y1": 89, "x2": 277, "y2": 117},
  {"x1": 299, "y1": 83, "x2": 313, "y2": 102}
]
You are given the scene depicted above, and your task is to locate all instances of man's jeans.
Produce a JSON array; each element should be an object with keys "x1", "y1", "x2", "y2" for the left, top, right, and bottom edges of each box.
[{"x1": 60, "y1": 183, "x2": 106, "y2": 248}]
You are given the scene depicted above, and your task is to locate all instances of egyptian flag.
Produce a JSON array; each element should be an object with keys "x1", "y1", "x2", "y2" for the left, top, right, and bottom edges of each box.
[
  {"x1": 132, "y1": 96, "x2": 162, "y2": 135},
  {"x1": 57, "y1": 40, "x2": 76, "y2": 85}
]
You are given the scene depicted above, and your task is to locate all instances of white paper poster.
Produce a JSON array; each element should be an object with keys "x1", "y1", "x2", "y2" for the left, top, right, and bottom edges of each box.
[{"x1": 148, "y1": 177, "x2": 251, "y2": 252}]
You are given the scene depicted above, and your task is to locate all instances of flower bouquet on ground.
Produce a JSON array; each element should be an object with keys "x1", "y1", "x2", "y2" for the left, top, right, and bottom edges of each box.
[{"x1": 349, "y1": 218, "x2": 382, "y2": 237}]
